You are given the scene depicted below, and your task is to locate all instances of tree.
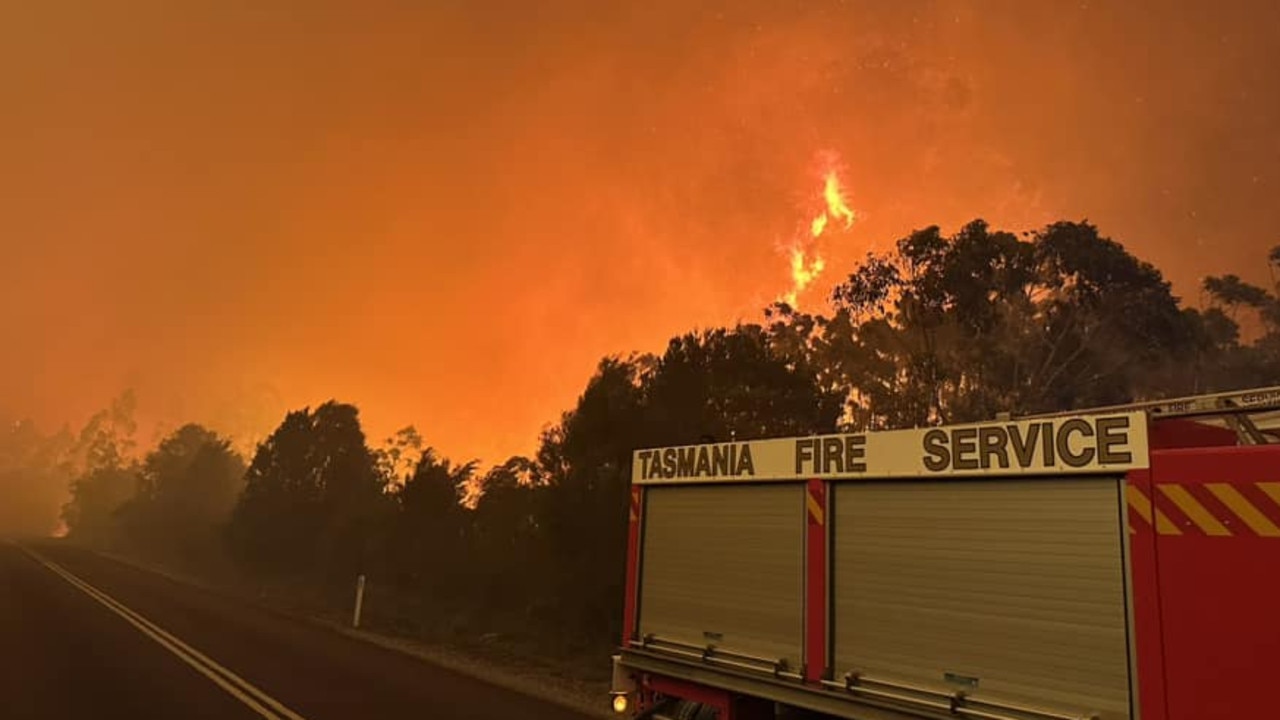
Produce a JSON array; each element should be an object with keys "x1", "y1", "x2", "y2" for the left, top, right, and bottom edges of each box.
[
  {"x1": 374, "y1": 426, "x2": 424, "y2": 491},
  {"x1": 816, "y1": 219, "x2": 1195, "y2": 428},
  {"x1": 116, "y1": 424, "x2": 245, "y2": 569},
  {"x1": 470, "y1": 457, "x2": 549, "y2": 618},
  {"x1": 388, "y1": 448, "x2": 476, "y2": 598},
  {"x1": 534, "y1": 357, "x2": 647, "y2": 646},
  {"x1": 0, "y1": 420, "x2": 75, "y2": 537},
  {"x1": 61, "y1": 391, "x2": 141, "y2": 547},
  {"x1": 1185, "y1": 253, "x2": 1280, "y2": 391},
  {"x1": 1022, "y1": 220, "x2": 1191, "y2": 411},
  {"x1": 228, "y1": 401, "x2": 389, "y2": 587},
  {"x1": 1203, "y1": 274, "x2": 1272, "y2": 321},
  {"x1": 72, "y1": 390, "x2": 139, "y2": 471},
  {"x1": 645, "y1": 325, "x2": 844, "y2": 445}
]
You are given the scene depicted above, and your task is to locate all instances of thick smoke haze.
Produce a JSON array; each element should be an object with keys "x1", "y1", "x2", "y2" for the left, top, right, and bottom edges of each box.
[{"x1": 3, "y1": 0, "x2": 1278, "y2": 481}]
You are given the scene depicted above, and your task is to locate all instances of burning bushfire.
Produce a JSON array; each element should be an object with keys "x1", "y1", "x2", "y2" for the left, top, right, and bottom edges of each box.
[{"x1": 780, "y1": 168, "x2": 856, "y2": 309}]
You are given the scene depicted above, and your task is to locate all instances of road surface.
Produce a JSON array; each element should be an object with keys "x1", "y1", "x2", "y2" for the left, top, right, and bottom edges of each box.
[{"x1": 0, "y1": 541, "x2": 596, "y2": 720}]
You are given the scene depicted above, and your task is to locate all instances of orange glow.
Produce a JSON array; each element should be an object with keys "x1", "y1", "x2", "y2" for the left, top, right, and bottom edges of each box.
[{"x1": 0, "y1": 2, "x2": 1276, "y2": 473}]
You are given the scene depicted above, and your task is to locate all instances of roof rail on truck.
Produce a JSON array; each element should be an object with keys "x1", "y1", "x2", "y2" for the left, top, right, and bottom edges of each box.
[{"x1": 1008, "y1": 385, "x2": 1280, "y2": 445}]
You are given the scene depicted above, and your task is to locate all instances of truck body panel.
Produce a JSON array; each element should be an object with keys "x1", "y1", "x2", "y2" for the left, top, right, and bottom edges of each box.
[
  {"x1": 639, "y1": 484, "x2": 806, "y2": 669},
  {"x1": 613, "y1": 390, "x2": 1280, "y2": 720},
  {"x1": 1148, "y1": 446, "x2": 1280, "y2": 720},
  {"x1": 831, "y1": 477, "x2": 1133, "y2": 720}
]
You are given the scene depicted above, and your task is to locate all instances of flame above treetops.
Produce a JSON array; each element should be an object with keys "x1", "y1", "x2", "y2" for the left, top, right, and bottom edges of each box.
[{"x1": 781, "y1": 166, "x2": 857, "y2": 309}]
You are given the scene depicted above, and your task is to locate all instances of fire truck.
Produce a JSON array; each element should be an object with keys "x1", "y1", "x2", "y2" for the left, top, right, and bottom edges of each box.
[{"x1": 609, "y1": 386, "x2": 1280, "y2": 720}]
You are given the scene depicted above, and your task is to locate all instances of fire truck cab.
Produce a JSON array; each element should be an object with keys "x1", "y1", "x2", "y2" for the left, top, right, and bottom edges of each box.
[{"x1": 609, "y1": 387, "x2": 1280, "y2": 720}]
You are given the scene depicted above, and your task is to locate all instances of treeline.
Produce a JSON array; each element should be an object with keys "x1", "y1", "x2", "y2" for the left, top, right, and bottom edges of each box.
[{"x1": 23, "y1": 219, "x2": 1280, "y2": 657}]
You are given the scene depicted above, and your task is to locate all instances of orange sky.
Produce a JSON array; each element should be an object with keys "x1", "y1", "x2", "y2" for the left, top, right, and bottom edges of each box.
[{"x1": 3, "y1": 0, "x2": 1279, "y2": 466}]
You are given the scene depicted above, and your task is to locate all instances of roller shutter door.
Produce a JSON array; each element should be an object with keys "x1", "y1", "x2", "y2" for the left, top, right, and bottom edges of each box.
[
  {"x1": 639, "y1": 483, "x2": 804, "y2": 667},
  {"x1": 831, "y1": 477, "x2": 1132, "y2": 720}
]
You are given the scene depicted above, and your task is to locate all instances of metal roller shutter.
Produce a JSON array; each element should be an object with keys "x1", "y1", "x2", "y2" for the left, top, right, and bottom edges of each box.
[
  {"x1": 832, "y1": 478, "x2": 1132, "y2": 720},
  {"x1": 639, "y1": 483, "x2": 804, "y2": 667}
]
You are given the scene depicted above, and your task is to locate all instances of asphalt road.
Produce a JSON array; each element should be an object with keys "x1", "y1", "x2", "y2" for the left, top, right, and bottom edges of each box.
[{"x1": 0, "y1": 541, "x2": 597, "y2": 720}]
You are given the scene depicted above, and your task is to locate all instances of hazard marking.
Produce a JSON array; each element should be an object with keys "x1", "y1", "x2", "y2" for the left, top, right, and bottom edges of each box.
[
  {"x1": 1206, "y1": 483, "x2": 1280, "y2": 537},
  {"x1": 1128, "y1": 486, "x2": 1182, "y2": 536},
  {"x1": 806, "y1": 491, "x2": 825, "y2": 526},
  {"x1": 1129, "y1": 482, "x2": 1280, "y2": 538}
]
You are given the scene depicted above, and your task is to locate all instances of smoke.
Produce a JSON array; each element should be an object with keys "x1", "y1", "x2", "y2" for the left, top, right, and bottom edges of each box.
[{"x1": 2, "y1": 0, "x2": 1277, "y2": 465}]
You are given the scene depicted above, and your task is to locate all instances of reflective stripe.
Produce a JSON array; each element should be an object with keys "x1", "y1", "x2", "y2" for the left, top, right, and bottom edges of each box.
[
  {"x1": 1259, "y1": 482, "x2": 1280, "y2": 508},
  {"x1": 1206, "y1": 483, "x2": 1280, "y2": 537},
  {"x1": 1128, "y1": 486, "x2": 1182, "y2": 535},
  {"x1": 1159, "y1": 484, "x2": 1231, "y2": 536},
  {"x1": 806, "y1": 490, "x2": 825, "y2": 526}
]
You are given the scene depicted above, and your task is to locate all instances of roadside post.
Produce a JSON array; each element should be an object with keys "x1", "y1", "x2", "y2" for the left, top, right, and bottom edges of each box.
[{"x1": 352, "y1": 574, "x2": 366, "y2": 629}]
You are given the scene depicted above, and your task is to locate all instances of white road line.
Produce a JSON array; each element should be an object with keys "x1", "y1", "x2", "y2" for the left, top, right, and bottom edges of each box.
[{"x1": 21, "y1": 546, "x2": 308, "y2": 720}]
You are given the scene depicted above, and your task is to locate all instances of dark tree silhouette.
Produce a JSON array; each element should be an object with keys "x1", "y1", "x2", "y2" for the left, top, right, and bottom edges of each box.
[
  {"x1": 387, "y1": 448, "x2": 475, "y2": 600},
  {"x1": 116, "y1": 424, "x2": 245, "y2": 569},
  {"x1": 61, "y1": 391, "x2": 141, "y2": 546},
  {"x1": 228, "y1": 401, "x2": 389, "y2": 587},
  {"x1": 470, "y1": 457, "x2": 549, "y2": 620},
  {"x1": 808, "y1": 219, "x2": 1195, "y2": 428}
]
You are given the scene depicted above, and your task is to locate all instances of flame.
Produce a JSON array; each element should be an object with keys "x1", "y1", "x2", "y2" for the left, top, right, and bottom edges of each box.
[
  {"x1": 780, "y1": 167, "x2": 856, "y2": 309},
  {"x1": 821, "y1": 172, "x2": 855, "y2": 231},
  {"x1": 782, "y1": 247, "x2": 826, "y2": 308},
  {"x1": 810, "y1": 214, "x2": 828, "y2": 237}
]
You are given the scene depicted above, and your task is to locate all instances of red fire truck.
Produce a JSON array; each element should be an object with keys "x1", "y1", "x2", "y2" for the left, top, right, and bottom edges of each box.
[{"x1": 609, "y1": 387, "x2": 1280, "y2": 720}]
